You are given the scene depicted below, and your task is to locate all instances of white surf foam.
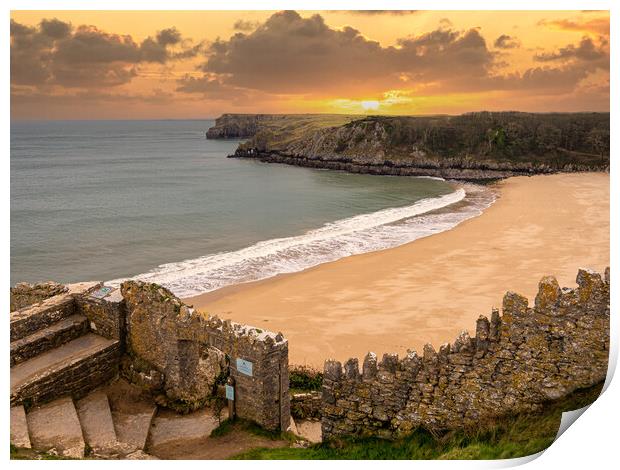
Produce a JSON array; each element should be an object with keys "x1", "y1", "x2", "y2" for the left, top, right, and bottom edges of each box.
[{"x1": 107, "y1": 184, "x2": 496, "y2": 297}]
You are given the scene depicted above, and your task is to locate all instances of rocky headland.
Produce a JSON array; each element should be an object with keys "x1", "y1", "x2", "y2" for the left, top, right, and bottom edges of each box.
[{"x1": 207, "y1": 112, "x2": 610, "y2": 181}]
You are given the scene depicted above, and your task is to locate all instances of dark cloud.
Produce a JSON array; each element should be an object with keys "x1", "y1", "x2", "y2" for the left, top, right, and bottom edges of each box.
[
  {"x1": 494, "y1": 34, "x2": 520, "y2": 49},
  {"x1": 156, "y1": 27, "x2": 182, "y2": 45},
  {"x1": 40, "y1": 18, "x2": 71, "y2": 39},
  {"x1": 191, "y1": 11, "x2": 495, "y2": 95},
  {"x1": 175, "y1": 75, "x2": 247, "y2": 100},
  {"x1": 10, "y1": 19, "x2": 199, "y2": 88},
  {"x1": 534, "y1": 37, "x2": 607, "y2": 63},
  {"x1": 185, "y1": 11, "x2": 606, "y2": 100}
]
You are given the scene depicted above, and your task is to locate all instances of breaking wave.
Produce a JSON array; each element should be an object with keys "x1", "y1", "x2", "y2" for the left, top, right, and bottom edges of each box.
[{"x1": 108, "y1": 184, "x2": 496, "y2": 297}]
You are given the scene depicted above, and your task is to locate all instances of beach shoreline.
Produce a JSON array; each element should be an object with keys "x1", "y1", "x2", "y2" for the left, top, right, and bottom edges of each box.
[{"x1": 185, "y1": 172, "x2": 610, "y2": 368}]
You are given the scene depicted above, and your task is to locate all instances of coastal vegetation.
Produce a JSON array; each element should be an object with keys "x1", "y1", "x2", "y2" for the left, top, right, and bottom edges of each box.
[
  {"x1": 289, "y1": 366, "x2": 323, "y2": 392},
  {"x1": 208, "y1": 112, "x2": 610, "y2": 177},
  {"x1": 233, "y1": 382, "x2": 603, "y2": 460}
]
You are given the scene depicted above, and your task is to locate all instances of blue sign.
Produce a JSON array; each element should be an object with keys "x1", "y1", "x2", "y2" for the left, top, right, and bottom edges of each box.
[
  {"x1": 225, "y1": 384, "x2": 234, "y2": 401},
  {"x1": 236, "y1": 358, "x2": 253, "y2": 376}
]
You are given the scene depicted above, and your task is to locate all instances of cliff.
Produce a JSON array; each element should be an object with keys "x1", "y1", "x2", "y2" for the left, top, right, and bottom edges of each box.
[
  {"x1": 207, "y1": 112, "x2": 610, "y2": 180},
  {"x1": 206, "y1": 113, "x2": 359, "y2": 140}
]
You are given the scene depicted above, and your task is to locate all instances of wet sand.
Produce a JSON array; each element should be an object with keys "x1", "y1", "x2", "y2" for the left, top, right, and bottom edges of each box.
[{"x1": 185, "y1": 173, "x2": 609, "y2": 368}]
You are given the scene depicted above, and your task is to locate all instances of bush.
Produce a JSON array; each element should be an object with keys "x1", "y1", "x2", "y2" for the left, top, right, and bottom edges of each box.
[{"x1": 289, "y1": 365, "x2": 323, "y2": 391}]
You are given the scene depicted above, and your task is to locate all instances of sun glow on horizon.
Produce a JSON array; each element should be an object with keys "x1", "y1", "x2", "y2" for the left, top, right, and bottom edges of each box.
[{"x1": 361, "y1": 100, "x2": 380, "y2": 111}]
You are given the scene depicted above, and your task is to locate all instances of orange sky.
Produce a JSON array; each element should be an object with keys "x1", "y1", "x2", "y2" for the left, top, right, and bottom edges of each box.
[{"x1": 10, "y1": 10, "x2": 610, "y2": 119}]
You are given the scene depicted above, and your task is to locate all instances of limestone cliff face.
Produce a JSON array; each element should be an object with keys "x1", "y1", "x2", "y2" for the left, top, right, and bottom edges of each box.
[
  {"x1": 206, "y1": 114, "x2": 278, "y2": 139},
  {"x1": 208, "y1": 112, "x2": 610, "y2": 180}
]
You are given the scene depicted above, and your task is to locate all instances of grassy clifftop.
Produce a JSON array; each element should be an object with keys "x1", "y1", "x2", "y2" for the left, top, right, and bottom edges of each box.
[
  {"x1": 206, "y1": 113, "x2": 360, "y2": 143},
  {"x1": 208, "y1": 112, "x2": 609, "y2": 179}
]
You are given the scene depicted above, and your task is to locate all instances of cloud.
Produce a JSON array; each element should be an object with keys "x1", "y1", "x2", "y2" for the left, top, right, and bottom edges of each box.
[
  {"x1": 156, "y1": 27, "x2": 182, "y2": 45},
  {"x1": 494, "y1": 34, "x2": 520, "y2": 49},
  {"x1": 538, "y1": 16, "x2": 609, "y2": 36},
  {"x1": 10, "y1": 18, "x2": 200, "y2": 88},
  {"x1": 534, "y1": 36, "x2": 607, "y2": 63},
  {"x1": 233, "y1": 19, "x2": 259, "y2": 32},
  {"x1": 39, "y1": 18, "x2": 71, "y2": 38},
  {"x1": 175, "y1": 75, "x2": 248, "y2": 101},
  {"x1": 191, "y1": 11, "x2": 495, "y2": 96},
  {"x1": 177, "y1": 10, "x2": 607, "y2": 102}
]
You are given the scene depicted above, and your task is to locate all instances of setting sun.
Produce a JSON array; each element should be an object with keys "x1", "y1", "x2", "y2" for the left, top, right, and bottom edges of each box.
[{"x1": 361, "y1": 101, "x2": 380, "y2": 111}]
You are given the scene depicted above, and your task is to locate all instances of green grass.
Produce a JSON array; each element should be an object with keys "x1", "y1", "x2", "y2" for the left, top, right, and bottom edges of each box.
[{"x1": 232, "y1": 382, "x2": 603, "y2": 460}]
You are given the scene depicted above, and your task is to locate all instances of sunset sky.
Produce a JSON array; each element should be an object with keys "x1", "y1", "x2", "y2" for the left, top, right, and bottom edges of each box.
[{"x1": 10, "y1": 10, "x2": 610, "y2": 119}]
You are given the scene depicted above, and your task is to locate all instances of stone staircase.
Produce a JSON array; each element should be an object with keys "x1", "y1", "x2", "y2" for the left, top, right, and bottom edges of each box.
[
  {"x1": 9, "y1": 282, "x2": 131, "y2": 458},
  {"x1": 10, "y1": 387, "x2": 158, "y2": 458},
  {"x1": 10, "y1": 282, "x2": 121, "y2": 407},
  {"x1": 9, "y1": 281, "x2": 248, "y2": 459},
  {"x1": 9, "y1": 377, "x2": 228, "y2": 459}
]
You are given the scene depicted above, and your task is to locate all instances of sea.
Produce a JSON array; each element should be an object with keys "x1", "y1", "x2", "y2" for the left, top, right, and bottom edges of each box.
[{"x1": 10, "y1": 120, "x2": 496, "y2": 297}]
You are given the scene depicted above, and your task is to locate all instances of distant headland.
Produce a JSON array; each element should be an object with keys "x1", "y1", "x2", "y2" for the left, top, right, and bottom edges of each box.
[{"x1": 207, "y1": 112, "x2": 610, "y2": 181}]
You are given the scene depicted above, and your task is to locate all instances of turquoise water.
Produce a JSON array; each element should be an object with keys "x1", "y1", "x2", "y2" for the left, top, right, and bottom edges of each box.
[{"x1": 11, "y1": 120, "x2": 491, "y2": 296}]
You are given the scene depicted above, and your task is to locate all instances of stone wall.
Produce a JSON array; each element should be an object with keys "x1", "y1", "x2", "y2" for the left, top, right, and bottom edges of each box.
[
  {"x1": 11, "y1": 341, "x2": 121, "y2": 407},
  {"x1": 321, "y1": 268, "x2": 610, "y2": 440},
  {"x1": 10, "y1": 281, "x2": 68, "y2": 312},
  {"x1": 121, "y1": 281, "x2": 290, "y2": 431},
  {"x1": 10, "y1": 293, "x2": 76, "y2": 341},
  {"x1": 76, "y1": 289, "x2": 125, "y2": 341},
  {"x1": 291, "y1": 391, "x2": 322, "y2": 420}
]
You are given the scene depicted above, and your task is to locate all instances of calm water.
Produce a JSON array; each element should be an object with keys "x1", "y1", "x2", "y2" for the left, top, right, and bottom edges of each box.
[{"x1": 11, "y1": 120, "x2": 492, "y2": 296}]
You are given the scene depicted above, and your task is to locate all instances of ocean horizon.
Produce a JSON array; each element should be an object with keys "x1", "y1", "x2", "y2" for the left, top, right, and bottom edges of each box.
[{"x1": 11, "y1": 119, "x2": 494, "y2": 297}]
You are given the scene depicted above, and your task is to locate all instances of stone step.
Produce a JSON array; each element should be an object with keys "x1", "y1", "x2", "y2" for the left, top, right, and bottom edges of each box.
[
  {"x1": 112, "y1": 407, "x2": 158, "y2": 452},
  {"x1": 11, "y1": 333, "x2": 120, "y2": 407},
  {"x1": 26, "y1": 396, "x2": 85, "y2": 458},
  {"x1": 10, "y1": 405, "x2": 31, "y2": 449},
  {"x1": 147, "y1": 407, "x2": 227, "y2": 451},
  {"x1": 10, "y1": 293, "x2": 75, "y2": 342},
  {"x1": 75, "y1": 391, "x2": 119, "y2": 455},
  {"x1": 10, "y1": 314, "x2": 90, "y2": 367}
]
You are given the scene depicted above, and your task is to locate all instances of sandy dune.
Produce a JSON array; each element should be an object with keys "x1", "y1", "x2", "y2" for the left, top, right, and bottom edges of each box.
[{"x1": 186, "y1": 173, "x2": 609, "y2": 368}]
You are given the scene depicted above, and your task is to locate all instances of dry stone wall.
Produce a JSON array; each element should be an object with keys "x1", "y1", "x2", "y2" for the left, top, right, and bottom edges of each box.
[
  {"x1": 291, "y1": 391, "x2": 322, "y2": 419},
  {"x1": 121, "y1": 281, "x2": 290, "y2": 431},
  {"x1": 321, "y1": 268, "x2": 610, "y2": 440},
  {"x1": 10, "y1": 294, "x2": 76, "y2": 342},
  {"x1": 76, "y1": 289, "x2": 125, "y2": 341},
  {"x1": 10, "y1": 281, "x2": 68, "y2": 312}
]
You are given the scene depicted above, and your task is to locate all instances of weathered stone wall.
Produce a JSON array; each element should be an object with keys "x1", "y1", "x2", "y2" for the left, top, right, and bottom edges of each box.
[
  {"x1": 291, "y1": 391, "x2": 322, "y2": 420},
  {"x1": 11, "y1": 315, "x2": 90, "y2": 366},
  {"x1": 76, "y1": 289, "x2": 125, "y2": 341},
  {"x1": 11, "y1": 340, "x2": 121, "y2": 407},
  {"x1": 10, "y1": 294, "x2": 76, "y2": 341},
  {"x1": 10, "y1": 281, "x2": 68, "y2": 312},
  {"x1": 121, "y1": 281, "x2": 290, "y2": 431},
  {"x1": 321, "y1": 268, "x2": 610, "y2": 440}
]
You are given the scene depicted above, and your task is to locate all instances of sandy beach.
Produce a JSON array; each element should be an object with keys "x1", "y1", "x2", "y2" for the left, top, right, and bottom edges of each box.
[{"x1": 185, "y1": 172, "x2": 609, "y2": 368}]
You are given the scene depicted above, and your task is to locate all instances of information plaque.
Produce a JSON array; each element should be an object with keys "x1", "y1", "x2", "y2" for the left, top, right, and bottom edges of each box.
[{"x1": 236, "y1": 358, "x2": 253, "y2": 376}]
